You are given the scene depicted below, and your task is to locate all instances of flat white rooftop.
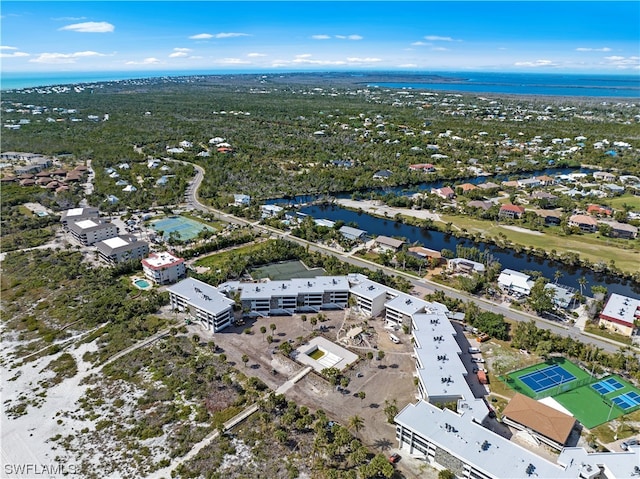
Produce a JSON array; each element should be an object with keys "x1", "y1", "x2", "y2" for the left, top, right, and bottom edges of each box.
[
  {"x1": 75, "y1": 219, "x2": 99, "y2": 229},
  {"x1": 144, "y1": 251, "x2": 183, "y2": 268},
  {"x1": 102, "y1": 236, "x2": 129, "y2": 249},
  {"x1": 66, "y1": 207, "x2": 84, "y2": 216},
  {"x1": 600, "y1": 293, "x2": 640, "y2": 326}
]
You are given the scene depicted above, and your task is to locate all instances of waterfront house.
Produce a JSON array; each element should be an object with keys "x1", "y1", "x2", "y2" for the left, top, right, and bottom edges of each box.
[
  {"x1": 448, "y1": 258, "x2": 485, "y2": 275},
  {"x1": 497, "y1": 269, "x2": 534, "y2": 296},
  {"x1": 409, "y1": 163, "x2": 435, "y2": 173},
  {"x1": 598, "y1": 220, "x2": 638, "y2": 239},
  {"x1": 339, "y1": 225, "x2": 368, "y2": 242},
  {"x1": 499, "y1": 204, "x2": 525, "y2": 219},
  {"x1": 568, "y1": 214, "x2": 598, "y2": 233},
  {"x1": 375, "y1": 235, "x2": 405, "y2": 253},
  {"x1": 431, "y1": 186, "x2": 455, "y2": 200},
  {"x1": 373, "y1": 169, "x2": 393, "y2": 180}
]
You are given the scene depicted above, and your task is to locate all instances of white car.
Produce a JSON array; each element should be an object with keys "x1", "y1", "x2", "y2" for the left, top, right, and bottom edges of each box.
[{"x1": 471, "y1": 357, "x2": 485, "y2": 363}]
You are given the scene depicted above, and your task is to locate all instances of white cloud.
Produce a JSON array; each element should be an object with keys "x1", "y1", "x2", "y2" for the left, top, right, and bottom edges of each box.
[
  {"x1": 0, "y1": 51, "x2": 29, "y2": 58},
  {"x1": 0, "y1": 45, "x2": 19, "y2": 50},
  {"x1": 291, "y1": 54, "x2": 346, "y2": 65},
  {"x1": 59, "y1": 21, "x2": 114, "y2": 33},
  {"x1": 603, "y1": 55, "x2": 640, "y2": 69},
  {"x1": 53, "y1": 17, "x2": 86, "y2": 21},
  {"x1": 247, "y1": 52, "x2": 266, "y2": 58},
  {"x1": 169, "y1": 48, "x2": 192, "y2": 58},
  {"x1": 189, "y1": 33, "x2": 213, "y2": 40},
  {"x1": 296, "y1": 54, "x2": 312, "y2": 59},
  {"x1": 514, "y1": 59, "x2": 558, "y2": 68},
  {"x1": 411, "y1": 41, "x2": 431, "y2": 46},
  {"x1": 212, "y1": 32, "x2": 250, "y2": 39},
  {"x1": 424, "y1": 35, "x2": 458, "y2": 42},
  {"x1": 215, "y1": 58, "x2": 251, "y2": 65},
  {"x1": 125, "y1": 57, "x2": 161, "y2": 65},
  {"x1": 336, "y1": 34, "x2": 363, "y2": 40},
  {"x1": 313, "y1": 34, "x2": 362, "y2": 40},
  {"x1": 398, "y1": 64, "x2": 418, "y2": 68},
  {"x1": 576, "y1": 47, "x2": 612, "y2": 52},
  {"x1": 431, "y1": 47, "x2": 449, "y2": 52},
  {"x1": 346, "y1": 57, "x2": 382, "y2": 63},
  {"x1": 30, "y1": 51, "x2": 105, "y2": 64}
]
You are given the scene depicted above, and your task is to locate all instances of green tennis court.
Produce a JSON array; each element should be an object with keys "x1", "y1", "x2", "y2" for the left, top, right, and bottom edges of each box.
[
  {"x1": 251, "y1": 260, "x2": 325, "y2": 280},
  {"x1": 500, "y1": 357, "x2": 593, "y2": 400},
  {"x1": 553, "y1": 374, "x2": 640, "y2": 428},
  {"x1": 151, "y1": 215, "x2": 215, "y2": 241},
  {"x1": 501, "y1": 358, "x2": 640, "y2": 428}
]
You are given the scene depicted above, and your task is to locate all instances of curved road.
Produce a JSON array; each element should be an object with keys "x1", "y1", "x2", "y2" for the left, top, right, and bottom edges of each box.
[{"x1": 177, "y1": 161, "x2": 635, "y2": 355}]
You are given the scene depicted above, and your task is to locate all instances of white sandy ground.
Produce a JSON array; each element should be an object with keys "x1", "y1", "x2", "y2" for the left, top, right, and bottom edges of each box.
[
  {"x1": 499, "y1": 224, "x2": 544, "y2": 236},
  {"x1": 1, "y1": 340, "x2": 98, "y2": 478},
  {"x1": 335, "y1": 198, "x2": 442, "y2": 222}
]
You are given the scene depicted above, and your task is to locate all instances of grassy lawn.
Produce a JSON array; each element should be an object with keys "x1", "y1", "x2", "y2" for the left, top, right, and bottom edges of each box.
[
  {"x1": 440, "y1": 214, "x2": 640, "y2": 274},
  {"x1": 604, "y1": 194, "x2": 640, "y2": 211},
  {"x1": 193, "y1": 240, "x2": 274, "y2": 269}
]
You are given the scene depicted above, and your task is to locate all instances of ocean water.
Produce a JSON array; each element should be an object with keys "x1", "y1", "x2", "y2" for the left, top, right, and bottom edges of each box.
[
  {"x1": 369, "y1": 71, "x2": 640, "y2": 99},
  {"x1": 2, "y1": 70, "x2": 639, "y2": 99}
]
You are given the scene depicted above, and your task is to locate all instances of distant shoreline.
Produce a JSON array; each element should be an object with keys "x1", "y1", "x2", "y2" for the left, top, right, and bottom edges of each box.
[{"x1": 2, "y1": 70, "x2": 639, "y2": 100}]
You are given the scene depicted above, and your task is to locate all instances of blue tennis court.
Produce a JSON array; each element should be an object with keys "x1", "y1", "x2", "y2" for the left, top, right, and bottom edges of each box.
[
  {"x1": 592, "y1": 377, "x2": 624, "y2": 395},
  {"x1": 612, "y1": 391, "x2": 640, "y2": 411},
  {"x1": 519, "y1": 365, "x2": 576, "y2": 393}
]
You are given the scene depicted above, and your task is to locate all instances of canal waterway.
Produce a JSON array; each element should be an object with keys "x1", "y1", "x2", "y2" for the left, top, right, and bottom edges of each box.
[
  {"x1": 298, "y1": 203, "x2": 640, "y2": 298},
  {"x1": 266, "y1": 167, "x2": 595, "y2": 206}
]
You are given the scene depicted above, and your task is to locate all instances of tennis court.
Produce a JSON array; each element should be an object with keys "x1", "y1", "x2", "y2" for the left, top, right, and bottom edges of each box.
[
  {"x1": 501, "y1": 358, "x2": 590, "y2": 400},
  {"x1": 150, "y1": 216, "x2": 215, "y2": 241},
  {"x1": 591, "y1": 377, "x2": 624, "y2": 395},
  {"x1": 519, "y1": 365, "x2": 576, "y2": 393},
  {"x1": 612, "y1": 392, "x2": 640, "y2": 410},
  {"x1": 251, "y1": 260, "x2": 325, "y2": 280}
]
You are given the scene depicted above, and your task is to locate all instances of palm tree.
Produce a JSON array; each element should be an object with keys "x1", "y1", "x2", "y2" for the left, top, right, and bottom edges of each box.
[
  {"x1": 554, "y1": 270, "x2": 563, "y2": 284},
  {"x1": 348, "y1": 415, "x2": 365, "y2": 434},
  {"x1": 578, "y1": 276, "x2": 588, "y2": 296}
]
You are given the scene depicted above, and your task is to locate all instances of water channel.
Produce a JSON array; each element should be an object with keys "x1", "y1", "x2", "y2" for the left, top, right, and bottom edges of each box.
[{"x1": 265, "y1": 167, "x2": 639, "y2": 297}]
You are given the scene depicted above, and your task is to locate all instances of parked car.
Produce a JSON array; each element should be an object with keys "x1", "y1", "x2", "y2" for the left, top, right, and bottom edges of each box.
[
  {"x1": 477, "y1": 333, "x2": 490, "y2": 342},
  {"x1": 471, "y1": 357, "x2": 485, "y2": 363},
  {"x1": 388, "y1": 453, "x2": 401, "y2": 464},
  {"x1": 468, "y1": 347, "x2": 481, "y2": 354},
  {"x1": 621, "y1": 438, "x2": 638, "y2": 450}
]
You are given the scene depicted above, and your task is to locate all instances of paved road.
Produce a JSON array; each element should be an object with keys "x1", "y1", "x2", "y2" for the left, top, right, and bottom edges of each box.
[{"x1": 177, "y1": 161, "x2": 635, "y2": 355}]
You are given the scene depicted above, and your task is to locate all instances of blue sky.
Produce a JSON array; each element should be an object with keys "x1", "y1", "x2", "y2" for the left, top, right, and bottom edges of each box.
[{"x1": 1, "y1": 1, "x2": 639, "y2": 73}]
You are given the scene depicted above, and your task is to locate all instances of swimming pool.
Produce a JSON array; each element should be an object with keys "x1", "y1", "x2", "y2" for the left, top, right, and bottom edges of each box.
[{"x1": 134, "y1": 278, "x2": 151, "y2": 289}]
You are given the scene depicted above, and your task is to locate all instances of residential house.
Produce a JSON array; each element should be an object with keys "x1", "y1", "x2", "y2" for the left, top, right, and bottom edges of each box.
[
  {"x1": 339, "y1": 225, "x2": 368, "y2": 242},
  {"x1": 499, "y1": 204, "x2": 525, "y2": 219},
  {"x1": 448, "y1": 258, "x2": 485, "y2": 275},
  {"x1": 568, "y1": 214, "x2": 598, "y2": 233},
  {"x1": 599, "y1": 220, "x2": 638, "y2": 239},
  {"x1": 408, "y1": 163, "x2": 435, "y2": 173},
  {"x1": 535, "y1": 175, "x2": 555, "y2": 186},
  {"x1": 530, "y1": 191, "x2": 558, "y2": 207},
  {"x1": 599, "y1": 293, "x2": 640, "y2": 337},
  {"x1": 431, "y1": 186, "x2": 455, "y2": 200},
  {"x1": 587, "y1": 204, "x2": 613, "y2": 216},
  {"x1": 535, "y1": 209, "x2": 562, "y2": 226},
  {"x1": 497, "y1": 269, "x2": 534, "y2": 296},
  {"x1": 593, "y1": 171, "x2": 616, "y2": 182},
  {"x1": 602, "y1": 183, "x2": 625, "y2": 196},
  {"x1": 375, "y1": 235, "x2": 405, "y2": 252},
  {"x1": 517, "y1": 178, "x2": 541, "y2": 189},
  {"x1": 407, "y1": 246, "x2": 443, "y2": 264},
  {"x1": 373, "y1": 169, "x2": 393, "y2": 180},
  {"x1": 261, "y1": 204, "x2": 283, "y2": 218},
  {"x1": 467, "y1": 200, "x2": 493, "y2": 211},
  {"x1": 476, "y1": 181, "x2": 500, "y2": 191},
  {"x1": 95, "y1": 235, "x2": 149, "y2": 264},
  {"x1": 457, "y1": 183, "x2": 477, "y2": 194},
  {"x1": 233, "y1": 194, "x2": 251, "y2": 206},
  {"x1": 142, "y1": 251, "x2": 186, "y2": 285}
]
